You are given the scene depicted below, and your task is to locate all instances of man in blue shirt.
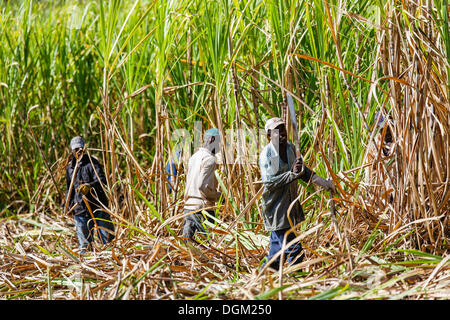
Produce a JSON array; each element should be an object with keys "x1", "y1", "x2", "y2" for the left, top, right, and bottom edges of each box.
[{"x1": 259, "y1": 118, "x2": 335, "y2": 271}]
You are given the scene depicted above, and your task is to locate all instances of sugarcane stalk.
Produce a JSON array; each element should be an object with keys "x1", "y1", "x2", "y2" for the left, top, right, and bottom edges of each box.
[{"x1": 64, "y1": 155, "x2": 81, "y2": 215}]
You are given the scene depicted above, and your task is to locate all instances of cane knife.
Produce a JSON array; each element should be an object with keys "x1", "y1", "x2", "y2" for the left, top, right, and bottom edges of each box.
[{"x1": 286, "y1": 92, "x2": 301, "y2": 159}]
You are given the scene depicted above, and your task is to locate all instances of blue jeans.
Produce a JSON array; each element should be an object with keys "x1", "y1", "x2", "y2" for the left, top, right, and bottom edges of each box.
[
  {"x1": 74, "y1": 211, "x2": 115, "y2": 252},
  {"x1": 262, "y1": 228, "x2": 304, "y2": 270}
]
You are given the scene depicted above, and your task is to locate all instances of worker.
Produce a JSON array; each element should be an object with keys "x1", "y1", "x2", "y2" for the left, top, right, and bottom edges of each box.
[
  {"x1": 166, "y1": 149, "x2": 182, "y2": 192},
  {"x1": 65, "y1": 136, "x2": 115, "y2": 254},
  {"x1": 182, "y1": 128, "x2": 222, "y2": 239},
  {"x1": 365, "y1": 111, "x2": 396, "y2": 203},
  {"x1": 259, "y1": 117, "x2": 335, "y2": 271}
]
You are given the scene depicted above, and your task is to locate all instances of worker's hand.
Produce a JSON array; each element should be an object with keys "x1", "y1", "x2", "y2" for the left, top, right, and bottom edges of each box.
[
  {"x1": 325, "y1": 179, "x2": 337, "y2": 194},
  {"x1": 76, "y1": 184, "x2": 91, "y2": 195},
  {"x1": 292, "y1": 157, "x2": 304, "y2": 175}
]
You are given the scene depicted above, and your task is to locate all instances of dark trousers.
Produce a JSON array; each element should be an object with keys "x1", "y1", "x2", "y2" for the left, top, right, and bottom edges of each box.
[
  {"x1": 74, "y1": 210, "x2": 115, "y2": 252},
  {"x1": 182, "y1": 209, "x2": 215, "y2": 238},
  {"x1": 263, "y1": 228, "x2": 304, "y2": 270}
]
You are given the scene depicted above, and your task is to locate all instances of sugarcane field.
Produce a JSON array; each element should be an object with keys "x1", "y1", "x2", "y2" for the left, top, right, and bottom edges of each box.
[{"x1": 0, "y1": 0, "x2": 449, "y2": 302}]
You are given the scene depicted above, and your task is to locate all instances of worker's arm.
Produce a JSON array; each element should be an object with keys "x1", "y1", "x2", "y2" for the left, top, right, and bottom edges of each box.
[
  {"x1": 84, "y1": 159, "x2": 107, "y2": 189},
  {"x1": 261, "y1": 170, "x2": 299, "y2": 191},
  {"x1": 292, "y1": 157, "x2": 314, "y2": 183},
  {"x1": 259, "y1": 156, "x2": 298, "y2": 191},
  {"x1": 76, "y1": 159, "x2": 107, "y2": 196},
  {"x1": 260, "y1": 154, "x2": 314, "y2": 192},
  {"x1": 310, "y1": 172, "x2": 336, "y2": 193}
]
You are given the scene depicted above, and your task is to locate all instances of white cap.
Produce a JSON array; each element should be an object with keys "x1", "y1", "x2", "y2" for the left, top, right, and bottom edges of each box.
[{"x1": 264, "y1": 117, "x2": 285, "y2": 133}]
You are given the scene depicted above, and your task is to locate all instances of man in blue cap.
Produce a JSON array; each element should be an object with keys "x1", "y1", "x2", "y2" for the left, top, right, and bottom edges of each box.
[
  {"x1": 65, "y1": 136, "x2": 115, "y2": 254},
  {"x1": 259, "y1": 118, "x2": 335, "y2": 271},
  {"x1": 182, "y1": 128, "x2": 222, "y2": 239}
]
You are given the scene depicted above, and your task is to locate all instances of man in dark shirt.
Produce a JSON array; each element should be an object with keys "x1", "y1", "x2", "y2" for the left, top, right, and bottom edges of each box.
[{"x1": 65, "y1": 136, "x2": 115, "y2": 254}]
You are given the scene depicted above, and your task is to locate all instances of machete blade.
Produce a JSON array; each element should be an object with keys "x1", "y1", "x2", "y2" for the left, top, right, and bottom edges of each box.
[{"x1": 286, "y1": 92, "x2": 301, "y2": 158}]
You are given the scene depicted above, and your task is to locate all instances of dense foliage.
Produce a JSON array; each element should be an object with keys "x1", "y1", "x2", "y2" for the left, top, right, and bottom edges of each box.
[{"x1": 0, "y1": 0, "x2": 448, "y2": 300}]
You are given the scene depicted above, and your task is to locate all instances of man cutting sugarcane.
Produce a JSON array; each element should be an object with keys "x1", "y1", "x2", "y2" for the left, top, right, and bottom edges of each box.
[
  {"x1": 64, "y1": 136, "x2": 115, "y2": 254},
  {"x1": 182, "y1": 128, "x2": 222, "y2": 239},
  {"x1": 259, "y1": 117, "x2": 335, "y2": 271}
]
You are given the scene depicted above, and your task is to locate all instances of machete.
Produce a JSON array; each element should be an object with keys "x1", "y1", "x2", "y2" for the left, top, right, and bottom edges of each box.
[{"x1": 286, "y1": 92, "x2": 301, "y2": 159}]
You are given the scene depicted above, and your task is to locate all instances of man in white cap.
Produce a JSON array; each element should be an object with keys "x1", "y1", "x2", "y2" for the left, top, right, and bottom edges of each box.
[
  {"x1": 182, "y1": 128, "x2": 222, "y2": 239},
  {"x1": 65, "y1": 136, "x2": 115, "y2": 254},
  {"x1": 259, "y1": 118, "x2": 335, "y2": 270}
]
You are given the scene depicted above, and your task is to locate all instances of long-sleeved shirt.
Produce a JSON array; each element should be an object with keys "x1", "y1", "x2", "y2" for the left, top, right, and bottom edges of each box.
[
  {"x1": 184, "y1": 147, "x2": 220, "y2": 211},
  {"x1": 259, "y1": 142, "x2": 312, "y2": 231}
]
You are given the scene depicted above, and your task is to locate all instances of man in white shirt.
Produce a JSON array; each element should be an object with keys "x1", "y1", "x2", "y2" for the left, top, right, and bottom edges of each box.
[{"x1": 182, "y1": 128, "x2": 222, "y2": 239}]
